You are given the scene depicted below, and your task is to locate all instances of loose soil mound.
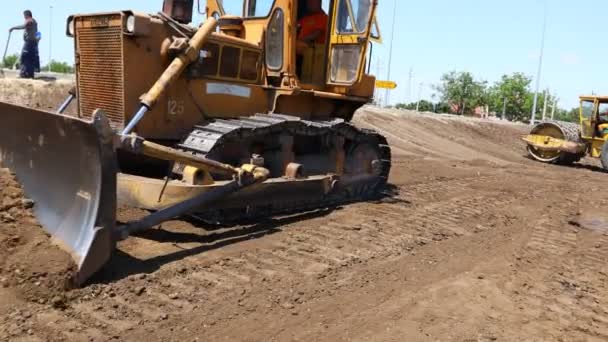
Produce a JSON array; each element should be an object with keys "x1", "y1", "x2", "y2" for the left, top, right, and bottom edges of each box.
[
  {"x1": 0, "y1": 168, "x2": 76, "y2": 305},
  {"x1": 0, "y1": 78, "x2": 76, "y2": 115}
]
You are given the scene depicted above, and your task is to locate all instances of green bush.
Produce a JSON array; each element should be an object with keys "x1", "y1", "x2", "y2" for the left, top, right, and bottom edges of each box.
[
  {"x1": 2, "y1": 54, "x2": 19, "y2": 68},
  {"x1": 42, "y1": 60, "x2": 74, "y2": 74}
]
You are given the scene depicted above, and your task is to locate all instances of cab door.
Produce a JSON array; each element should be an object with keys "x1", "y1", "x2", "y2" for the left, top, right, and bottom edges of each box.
[
  {"x1": 327, "y1": 0, "x2": 377, "y2": 85},
  {"x1": 580, "y1": 98, "x2": 596, "y2": 139}
]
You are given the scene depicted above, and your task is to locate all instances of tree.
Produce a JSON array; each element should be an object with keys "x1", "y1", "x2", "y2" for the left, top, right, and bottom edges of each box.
[
  {"x1": 435, "y1": 101, "x2": 452, "y2": 114},
  {"x1": 488, "y1": 73, "x2": 532, "y2": 121},
  {"x1": 2, "y1": 54, "x2": 19, "y2": 68},
  {"x1": 41, "y1": 60, "x2": 75, "y2": 74},
  {"x1": 553, "y1": 107, "x2": 579, "y2": 123},
  {"x1": 395, "y1": 100, "x2": 435, "y2": 112},
  {"x1": 435, "y1": 71, "x2": 488, "y2": 115},
  {"x1": 417, "y1": 100, "x2": 435, "y2": 112},
  {"x1": 394, "y1": 102, "x2": 413, "y2": 110}
]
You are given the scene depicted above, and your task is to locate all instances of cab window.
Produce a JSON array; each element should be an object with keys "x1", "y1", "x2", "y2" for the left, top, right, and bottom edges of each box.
[
  {"x1": 217, "y1": 0, "x2": 242, "y2": 16},
  {"x1": 581, "y1": 100, "x2": 594, "y2": 118},
  {"x1": 245, "y1": 0, "x2": 275, "y2": 17},
  {"x1": 599, "y1": 102, "x2": 608, "y2": 120},
  {"x1": 216, "y1": 0, "x2": 275, "y2": 18},
  {"x1": 599, "y1": 103, "x2": 608, "y2": 115},
  {"x1": 336, "y1": 0, "x2": 372, "y2": 33}
]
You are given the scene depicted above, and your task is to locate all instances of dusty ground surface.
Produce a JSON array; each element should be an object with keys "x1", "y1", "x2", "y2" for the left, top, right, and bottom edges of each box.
[
  {"x1": 1, "y1": 96, "x2": 608, "y2": 341},
  {"x1": 0, "y1": 168, "x2": 76, "y2": 339}
]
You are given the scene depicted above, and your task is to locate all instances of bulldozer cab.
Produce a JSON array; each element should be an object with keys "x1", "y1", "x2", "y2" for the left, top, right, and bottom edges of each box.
[
  {"x1": 579, "y1": 96, "x2": 608, "y2": 139},
  {"x1": 204, "y1": 0, "x2": 377, "y2": 88}
]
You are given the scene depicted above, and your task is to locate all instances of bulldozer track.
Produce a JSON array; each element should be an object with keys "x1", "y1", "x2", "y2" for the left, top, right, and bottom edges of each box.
[{"x1": 176, "y1": 114, "x2": 391, "y2": 223}]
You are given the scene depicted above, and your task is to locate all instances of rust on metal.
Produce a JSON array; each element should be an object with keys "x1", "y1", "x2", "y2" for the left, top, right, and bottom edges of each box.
[
  {"x1": 139, "y1": 17, "x2": 218, "y2": 109},
  {"x1": 76, "y1": 14, "x2": 125, "y2": 128},
  {"x1": 285, "y1": 163, "x2": 303, "y2": 179}
]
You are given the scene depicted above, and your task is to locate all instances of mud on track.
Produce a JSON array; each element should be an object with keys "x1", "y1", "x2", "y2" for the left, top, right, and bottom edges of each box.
[{"x1": 1, "y1": 97, "x2": 608, "y2": 341}]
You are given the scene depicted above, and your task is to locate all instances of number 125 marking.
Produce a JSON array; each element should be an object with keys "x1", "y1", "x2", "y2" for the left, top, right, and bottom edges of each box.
[{"x1": 168, "y1": 99, "x2": 184, "y2": 116}]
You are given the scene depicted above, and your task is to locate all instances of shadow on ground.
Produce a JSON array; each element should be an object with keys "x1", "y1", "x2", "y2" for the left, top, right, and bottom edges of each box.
[
  {"x1": 88, "y1": 183, "x2": 399, "y2": 285},
  {"x1": 89, "y1": 208, "x2": 336, "y2": 285}
]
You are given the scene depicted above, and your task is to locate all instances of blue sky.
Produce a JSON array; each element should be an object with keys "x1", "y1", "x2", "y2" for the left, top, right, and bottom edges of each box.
[{"x1": 0, "y1": 1, "x2": 604, "y2": 109}]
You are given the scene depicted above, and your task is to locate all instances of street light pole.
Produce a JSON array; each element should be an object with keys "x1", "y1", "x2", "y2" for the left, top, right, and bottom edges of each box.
[
  {"x1": 407, "y1": 67, "x2": 413, "y2": 102},
  {"x1": 542, "y1": 89, "x2": 549, "y2": 121},
  {"x1": 48, "y1": 5, "x2": 53, "y2": 72},
  {"x1": 551, "y1": 97, "x2": 558, "y2": 120},
  {"x1": 384, "y1": 0, "x2": 397, "y2": 107},
  {"x1": 530, "y1": 2, "x2": 547, "y2": 125},
  {"x1": 374, "y1": 58, "x2": 383, "y2": 105},
  {"x1": 416, "y1": 82, "x2": 423, "y2": 112}
]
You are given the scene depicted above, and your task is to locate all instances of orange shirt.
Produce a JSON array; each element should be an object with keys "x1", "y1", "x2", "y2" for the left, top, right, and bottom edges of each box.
[{"x1": 298, "y1": 11, "x2": 328, "y2": 44}]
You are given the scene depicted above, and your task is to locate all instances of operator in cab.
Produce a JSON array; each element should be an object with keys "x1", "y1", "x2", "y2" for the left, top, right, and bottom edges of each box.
[
  {"x1": 296, "y1": 0, "x2": 328, "y2": 55},
  {"x1": 9, "y1": 10, "x2": 40, "y2": 79}
]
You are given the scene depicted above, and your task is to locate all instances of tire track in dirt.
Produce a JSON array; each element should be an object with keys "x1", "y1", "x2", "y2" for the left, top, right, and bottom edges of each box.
[
  {"x1": 16, "y1": 173, "x2": 523, "y2": 341},
  {"x1": 508, "y1": 217, "x2": 608, "y2": 340},
  {"x1": 156, "y1": 195, "x2": 509, "y2": 315},
  {"x1": 6, "y1": 104, "x2": 607, "y2": 341}
]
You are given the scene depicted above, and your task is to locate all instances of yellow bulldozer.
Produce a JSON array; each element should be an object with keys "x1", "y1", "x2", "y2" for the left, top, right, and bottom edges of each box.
[
  {"x1": 0, "y1": 0, "x2": 391, "y2": 285},
  {"x1": 524, "y1": 95, "x2": 608, "y2": 168}
]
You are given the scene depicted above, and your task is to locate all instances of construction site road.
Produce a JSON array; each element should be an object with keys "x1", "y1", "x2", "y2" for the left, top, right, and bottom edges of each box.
[{"x1": 1, "y1": 81, "x2": 607, "y2": 341}]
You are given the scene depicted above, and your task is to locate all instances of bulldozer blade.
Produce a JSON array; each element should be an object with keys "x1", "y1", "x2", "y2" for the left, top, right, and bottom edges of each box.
[{"x1": 0, "y1": 102, "x2": 117, "y2": 286}]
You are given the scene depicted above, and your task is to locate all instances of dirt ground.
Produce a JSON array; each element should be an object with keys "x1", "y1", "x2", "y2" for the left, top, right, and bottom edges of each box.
[
  {"x1": 1, "y1": 85, "x2": 608, "y2": 341},
  {"x1": 0, "y1": 168, "x2": 76, "y2": 338}
]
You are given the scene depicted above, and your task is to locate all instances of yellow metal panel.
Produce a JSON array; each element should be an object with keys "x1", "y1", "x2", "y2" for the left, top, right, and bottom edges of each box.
[
  {"x1": 300, "y1": 44, "x2": 326, "y2": 84},
  {"x1": 591, "y1": 139, "x2": 604, "y2": 158},
  {"x1": 329, "y1": 35, "x2": 360, "y2": 44},
  {"x1": 522, "y1": 134, "x2": 568, "y2": 148},
  {"x1": 375, "y1": 80, "x2": 397, "y2": 89},
  {"x1": 522, "y1": 134, "x2": 586, "y2": 154}
]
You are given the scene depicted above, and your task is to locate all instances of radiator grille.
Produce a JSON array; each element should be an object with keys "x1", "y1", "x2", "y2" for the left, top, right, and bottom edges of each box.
[{"x1": 76, "y1": 20, "x2": 125, "y2": 128}]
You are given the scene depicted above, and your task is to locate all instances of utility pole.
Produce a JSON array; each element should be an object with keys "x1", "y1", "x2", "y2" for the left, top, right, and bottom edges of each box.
[
  {"x1": 48, "y1": 5, "x2": 53, "y2": 72},
  {"x1": 502, "y1": 97, "x2": 507, "y2": 120},
  {"x1": 541, "y1": 89, "x2": 549, "y2": 121},
  {"x1": 374, "y1": 58, "x2": 383, "y2": 106},
  {"x1": 551, "y1": 97, "x2": 558, "y2": 120},
  {"x1": 530, "y1": 2, "x2": 547, "y2": 125},
  {"x1": 384, "y1": 0, "x2": 398, "y2": 107},
  {"x1": 416, "y1": 82, "x2": 423, "y2": 112},
  {"x1": 407, "y1": 68, "x2": 413, "y2": 103}
]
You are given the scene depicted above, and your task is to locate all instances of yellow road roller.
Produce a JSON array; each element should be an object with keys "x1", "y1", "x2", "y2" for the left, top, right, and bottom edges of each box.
[{"x1": 524, "y1": 95, "x2": 608, "y2": 169}]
